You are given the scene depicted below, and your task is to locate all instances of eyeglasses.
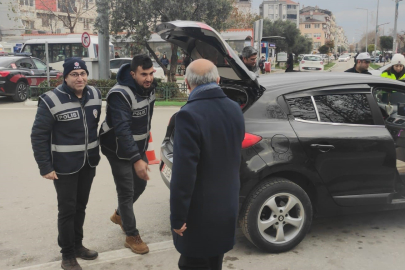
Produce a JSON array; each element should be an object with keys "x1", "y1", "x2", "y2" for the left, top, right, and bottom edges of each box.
[{"x1": 69, "y1": 72, "x2": 87, "y2": 78}]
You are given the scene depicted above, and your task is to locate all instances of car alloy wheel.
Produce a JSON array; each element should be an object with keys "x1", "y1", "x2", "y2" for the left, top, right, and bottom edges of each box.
[
  {"x1": 13, "y1": 81, "x2": 28, "y2": 102},
  {"x1": 240, "y1": 178, "x2": 312, "y2": 253},
  {"x1": 257, "y1": 193, "x2": 305, "y2": 244}
]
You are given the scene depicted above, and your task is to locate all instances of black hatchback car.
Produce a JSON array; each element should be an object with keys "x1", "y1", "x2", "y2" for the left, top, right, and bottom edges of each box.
[
  {"x1": 157, "y1": 21, "x2": 405, "y2": 253},
  {"x1": 0, "y1": 55, "x2": 61, "y2": 101}
]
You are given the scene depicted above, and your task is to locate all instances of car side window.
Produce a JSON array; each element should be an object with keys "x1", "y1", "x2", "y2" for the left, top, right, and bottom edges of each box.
[
  {"x1": 314, "y1": 94, "x2": 374, "y2": 125},
  {"x1": 32, "y1": 58, "x2": 47, "y2": 70},
  {"x1": 286, "y1": 96, "x2": 318, "y2": 121},
  {"x1": 16, "y1": 59, "x2": 34, "y2": 69}
]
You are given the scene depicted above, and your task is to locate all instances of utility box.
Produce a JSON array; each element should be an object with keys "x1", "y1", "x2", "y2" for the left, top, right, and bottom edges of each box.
[{"x1": 83, "y1": 58, "x2": 100, "y2": 80}]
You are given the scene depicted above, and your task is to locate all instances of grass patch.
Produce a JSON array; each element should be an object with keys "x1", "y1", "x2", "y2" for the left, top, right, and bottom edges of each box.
[
  {"x1": 155, "y1": 101, "x2": 186, "y2": 106},
  {"x1": 324, "y1": 62, "x2": 336, "y2": 70},
  {"x1": 370, "y1": 63, "x2": 380, "y2": 70}
]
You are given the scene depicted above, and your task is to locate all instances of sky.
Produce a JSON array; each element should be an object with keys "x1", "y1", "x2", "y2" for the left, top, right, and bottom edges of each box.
[{"x1": 251, "y1": 0, "x2": 405, "y2": 44}]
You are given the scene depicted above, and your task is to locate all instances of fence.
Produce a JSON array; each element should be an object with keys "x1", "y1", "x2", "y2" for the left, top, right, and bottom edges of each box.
[{"x1": 28, "y1": 82, "x2": 189, "y2": 102}]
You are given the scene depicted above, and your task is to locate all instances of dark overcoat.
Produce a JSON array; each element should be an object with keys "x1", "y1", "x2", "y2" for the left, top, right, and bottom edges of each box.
[{"x1": 170, "y1": 82, "x2": 245, "y2": 258}]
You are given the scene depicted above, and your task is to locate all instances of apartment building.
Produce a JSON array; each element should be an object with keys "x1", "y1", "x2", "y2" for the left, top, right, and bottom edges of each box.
[
  {"x1": 259, "y1": 0, "x2": 300, "y2": 28},
  {"x1": 18, "y1": 0, "x2": 97, "y2": 34},
  {"x1": 235, "y1": 0, "x2": 252, "y2": 13}
]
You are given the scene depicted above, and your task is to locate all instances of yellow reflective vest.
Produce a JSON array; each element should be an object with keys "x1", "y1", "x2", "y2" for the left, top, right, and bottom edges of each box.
[{"x1": 381, "y1": 71, "x2": 405, "y2": 81}]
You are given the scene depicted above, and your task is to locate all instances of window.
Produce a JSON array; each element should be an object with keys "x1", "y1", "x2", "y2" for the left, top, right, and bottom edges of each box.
[
  {"x1": 304, "y1": 33, "x2": 312, "y2": 38},
  {"x1": 32, "y1": 58, "x2": 47, "y2": 70},
  {"x1": 286, "y1": 97, "x2": 318, "y2": 121},
  {"x1": 16, "y1": 59, "x2": 34, "y2": 69},
  {"x1": 287, "y1": 5, "x2": 296, "y2": 9},
  {"x1": 305, "y1": 24, "x2": 311, "y2": 29},
  {"x1": 314, "y1": 94, "x2": 374, "y2": 125},
  {"x1": 314, "y1": 42, "x2": 321, "y2": 49},
  {"x1": 287, "y1": 14, "x2": 297, "y2": 19},
  {"x1": 303, "y1": 56, "x2": 322, "y2": 61},
  {"x1": 315, "y1": 24, "x2": 320, "y2": 28},
  {"x1": 72, "y1": 44, "x2": 89, "y2": 58},
  {"x1": 313, "y1": 33, "x2": 321, "y2": 38},
  {"x1": 269, "y1": 14, "x2": 274, "y2": 20},
  {"x1": 84, "y1": 18, "x2": 89, "y2": 29}
]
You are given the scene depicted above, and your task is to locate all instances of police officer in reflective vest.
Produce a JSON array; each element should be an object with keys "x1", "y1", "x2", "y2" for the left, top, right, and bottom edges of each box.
[
  {"x1": 31, "y1": 58, "x2": 101, "y2": 270},
  {"x1": 381, "y1": 54, "x2": 405, "y2": 81},
  {"x1": 99, "y1": 54, "x2": 156, "y2": 255}
]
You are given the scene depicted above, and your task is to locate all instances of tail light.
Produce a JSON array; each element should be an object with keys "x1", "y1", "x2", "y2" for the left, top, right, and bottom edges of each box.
[
  {"x1": 320, "y1": 61, "x2": 323, "y2": 65},
  {"x1": 301, "y1": 61, "x2": 305, "y2": 64},
  {"x1": 242, "y1": 133, "x2": 262, "y2": 149},
  {"x1": 0, "y1": 71, "x2": 10, "y2": 77}
]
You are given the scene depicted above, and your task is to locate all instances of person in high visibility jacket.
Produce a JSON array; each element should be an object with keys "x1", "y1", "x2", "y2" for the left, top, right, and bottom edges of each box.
[
  {"x1": 381, "y1": 54, "x2": 405, "y2": 81},
  {"x1": 31, "y1": 58, "x2": 102, "y2": 270}
]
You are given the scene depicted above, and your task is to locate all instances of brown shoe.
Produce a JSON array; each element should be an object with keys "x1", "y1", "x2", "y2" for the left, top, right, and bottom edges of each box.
[
  {"x1": 125, "y1": 235, "x2": 149, "y2": 254},
  {"x1": 110, "y1": 209, "x2": 124, "y2": 231},
  {"x1": 61, "y1": 257, "x2": 82, "y2": 270}
]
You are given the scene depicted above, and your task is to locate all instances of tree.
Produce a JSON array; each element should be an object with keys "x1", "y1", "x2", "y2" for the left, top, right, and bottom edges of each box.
[
  {"x1": 262, "y1": 19, "x2": 300, "y2": 52},
  {"x1": 38, "y1": 0, "x2": 96, "y2": 33},
  {"x1": 325, "y1": 40, "x2": 335, "y2": 51},
  {"x1": 380, "y1": 36, "x2": 393, "y2": 51},
  {"x1": 291, "y1": 35, "x2": 312, "y2": 56},
  {"x1": 109, "y1": 0, "x2": 234, "y2": 82},
  {"x1": 225, "y1": 4, "x2": 261, "y2": 29},
  {"x1": 368, "y1": 44, "x2": 376, "y2": 54},
  {"x1": 318, "y1": 45, "x2": 329, "y2": 54}
]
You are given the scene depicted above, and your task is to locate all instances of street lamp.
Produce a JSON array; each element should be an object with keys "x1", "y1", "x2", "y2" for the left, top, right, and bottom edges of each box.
[
  {"x1": 357, "y1": 8, "x2": 369, "y2": 52},
  {"x1": 393, "y1": 0, "x2": 403, "y2": 52}
]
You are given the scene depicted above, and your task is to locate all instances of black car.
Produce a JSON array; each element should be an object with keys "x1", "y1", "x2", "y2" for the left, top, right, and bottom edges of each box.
[
  {"x1": 157, "y1": 21, "x2": 405, "y2": 253},
  {"x1": 0, "y1": 56, "x2": 61, "y2": 101}
]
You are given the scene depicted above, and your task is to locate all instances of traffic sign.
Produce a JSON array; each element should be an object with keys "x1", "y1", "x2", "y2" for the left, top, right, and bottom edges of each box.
[{"x1": 81, "y1": 32, "x2": 91, "y2": 48}]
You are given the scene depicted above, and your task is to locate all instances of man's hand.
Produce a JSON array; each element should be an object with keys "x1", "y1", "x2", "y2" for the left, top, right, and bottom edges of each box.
[
  {"x1": 42, "y1": 171, "x2": 58, "y2": 180},
  {"x1": 173, "y1": 223, "x2": 187, "y2": 236},
  {"x1": 134, "y1": 159, "x2": 150, "y2": 180}
]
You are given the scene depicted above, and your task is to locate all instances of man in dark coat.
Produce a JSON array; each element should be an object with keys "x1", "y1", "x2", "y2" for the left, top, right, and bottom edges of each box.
[
  {"x1": 345, "y1": 52, "x2": 372, "y2": 75},
  {"x1": 170, "y1": 59, "x2": 245, "y2": 270}
]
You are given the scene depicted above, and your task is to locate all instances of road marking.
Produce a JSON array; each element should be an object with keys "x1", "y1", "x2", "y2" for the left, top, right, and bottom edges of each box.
[{"x1": 14, "y1": 240, "x2": 175, "y2": 270}]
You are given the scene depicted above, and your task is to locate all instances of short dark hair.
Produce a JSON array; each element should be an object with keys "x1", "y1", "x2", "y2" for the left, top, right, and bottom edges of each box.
[{"x1": 131, "y1": 54, "x2": 153, "y2": 72}]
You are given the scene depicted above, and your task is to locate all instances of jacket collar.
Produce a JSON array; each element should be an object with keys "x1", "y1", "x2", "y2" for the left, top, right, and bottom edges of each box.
[
  {"x1": 59, "y1": 82, "x2": 90, "y2": 103},
  {"x1": 188, "y1": 82, "x2": 226, "y2": 102}
]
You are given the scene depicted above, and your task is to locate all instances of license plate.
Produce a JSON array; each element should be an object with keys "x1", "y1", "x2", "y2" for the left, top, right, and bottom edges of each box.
[
  {"x1": 308, "y1": 67, "x2": 316, "y2": 70},
  {"x1": 161, "y1": 164, "x2": 172, "y2": 182}
]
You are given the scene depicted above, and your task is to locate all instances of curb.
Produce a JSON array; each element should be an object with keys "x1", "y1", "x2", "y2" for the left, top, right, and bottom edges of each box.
[{"x1": 14, "y1": 240, "x2": 175, "y2": 270}]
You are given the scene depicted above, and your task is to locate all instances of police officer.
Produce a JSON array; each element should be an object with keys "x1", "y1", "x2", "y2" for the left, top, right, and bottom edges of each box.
[
  {"x1": 381, "y1": 54, "x2": 405, "y2": 81},
  {"x1": 31, "y1": 58, "x2": 102, "y2": 270},
  {"x1": 345, "y1": 52, "x2": 372, "y2": 75},
  {"x1": 99, "y1": 54, "x2": 156, "y2": 255}
]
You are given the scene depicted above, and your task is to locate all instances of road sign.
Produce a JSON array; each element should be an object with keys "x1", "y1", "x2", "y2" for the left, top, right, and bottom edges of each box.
[{"x1": 82, "y1": 32, "x2": 91, "y2": 48}]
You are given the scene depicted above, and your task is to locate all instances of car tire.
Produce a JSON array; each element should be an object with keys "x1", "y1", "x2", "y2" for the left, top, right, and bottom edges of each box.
[
  {"x1": 12, "y1": 81, "x2": 29, "y2": 102},
  {"x1": 239, "y1": 177, "x2": 312, "y2": 253}
]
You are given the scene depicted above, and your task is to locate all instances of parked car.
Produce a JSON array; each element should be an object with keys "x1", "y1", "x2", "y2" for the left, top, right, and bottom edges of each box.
[
  {"x1": 156, "y1": 20, "x2": 405, "y2": 254},
  {"x1": 299, "y1": 55, "x2": 324, "y2": 71},
  {"x1": 338, "y1": 55, "x2": 350, "y2": 62},
  {"x1": 0, "y1": 55, "x2": 62, "y2": 101},
  {"x1": 110, "y1": 58, "x2": 166, "y2": 81}
]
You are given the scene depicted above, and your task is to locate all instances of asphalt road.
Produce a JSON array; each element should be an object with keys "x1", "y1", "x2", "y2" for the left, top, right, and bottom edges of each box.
[{"x1": 1, "y1": 65, "x2": 405, "y2": 270}]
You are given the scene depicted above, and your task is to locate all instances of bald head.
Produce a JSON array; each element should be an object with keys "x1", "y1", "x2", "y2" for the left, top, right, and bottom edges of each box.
[{"x1": 185, "y1": 59, "x2": 220, "y2": 91}]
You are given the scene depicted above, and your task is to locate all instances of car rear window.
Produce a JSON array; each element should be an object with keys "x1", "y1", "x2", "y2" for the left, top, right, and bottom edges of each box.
[
  {"x1": 303, "y1": 56, "x2": 321, "y2": 61},
  {"x1": 0, "y1": 58, "x2": 15, "y2": 67}
]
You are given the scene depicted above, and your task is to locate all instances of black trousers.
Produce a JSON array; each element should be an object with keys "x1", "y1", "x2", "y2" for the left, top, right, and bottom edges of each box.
[
  {"x1": 53, "y1": 163, "x2": 95, "y2": 257},
  {"x1": 178, "y1": 254, "x2": 224, "y2": 270},
  {"x1": 106, "y1": 154, "x2": 147, "y2": 236}
]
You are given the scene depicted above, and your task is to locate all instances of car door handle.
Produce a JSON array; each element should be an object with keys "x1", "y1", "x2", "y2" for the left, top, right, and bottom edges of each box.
[{"x1": 310, "y1": 144, "x2": 335, "y2": 152}]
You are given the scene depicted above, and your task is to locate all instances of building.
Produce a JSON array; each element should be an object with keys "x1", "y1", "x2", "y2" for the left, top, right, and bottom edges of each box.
[
  {"x1": 299, "y1": 6, "x2": 348, "y2": 53},
  {"x1": 0, "y1": 0, "x2": 25, "y2": 38},
  {"x1": 235, "y1": 0, "x2": 252, "y2": 13},
  {"x1": 259, "y1": 0, "x2": 300, "y2": 28},
  {"x1": 18, "y1": 0, "x2": 97, "y2": 34}
]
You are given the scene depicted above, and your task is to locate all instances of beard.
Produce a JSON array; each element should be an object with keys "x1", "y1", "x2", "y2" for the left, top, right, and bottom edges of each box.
[{"x1": 135, "y1": 79, "x2": 157, "y2": 96}]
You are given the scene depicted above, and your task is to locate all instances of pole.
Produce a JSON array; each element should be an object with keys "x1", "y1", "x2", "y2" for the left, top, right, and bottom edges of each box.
[
  {"x1": 374, "y1": 0, "x2": 379, "y2": 56},
  {"x1": 96, "y1": 0, "x2": 110, "y2": 79},
  {"x1": 393, "y1": 0, "x2": 402, "y2": 53},
  {"x1": 45, "y1": 41, "x2": 50, "y2": 87},
  {"x1": 366, "y1": 9, "x2": 368, "y2": 52}
]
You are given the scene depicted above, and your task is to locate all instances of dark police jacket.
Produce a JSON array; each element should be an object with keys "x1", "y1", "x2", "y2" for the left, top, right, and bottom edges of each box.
[
  {"x1": 345, "y1": 66, "x2": 372, "y2": 75},
  {"x1": 170, "y1": 83, "x2": 245, "y2": 258},
  {"x1": 99, "y1": 64, "x2": 155, "y2": 163},
  {"x1": 31, "y1": 82, "x2": 102, "y2": 175}
]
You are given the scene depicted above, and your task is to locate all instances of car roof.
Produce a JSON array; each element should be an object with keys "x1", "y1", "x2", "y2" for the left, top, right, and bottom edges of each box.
[{"x1": 258, "y1": 72, "x2": 405, "y2": 95}]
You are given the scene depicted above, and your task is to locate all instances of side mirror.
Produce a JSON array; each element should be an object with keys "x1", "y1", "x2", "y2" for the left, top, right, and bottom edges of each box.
[{"x1": 48, "y1": 67, "x2": 53, "y2": 71}]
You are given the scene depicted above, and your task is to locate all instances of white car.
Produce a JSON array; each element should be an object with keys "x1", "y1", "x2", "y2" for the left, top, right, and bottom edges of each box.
[
  {"x1": 370, "y1": 63, "x2": 394, "y2": 76},
  {"x1": 338, "y1": 55, "x2": 350, "y2": 62},
  {"x1": 110, "y1": 58, "x2": 166, "y2": 81},
  {"x1": 299, "y1": 55, "x2": 324, "y2": 71}
]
